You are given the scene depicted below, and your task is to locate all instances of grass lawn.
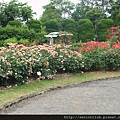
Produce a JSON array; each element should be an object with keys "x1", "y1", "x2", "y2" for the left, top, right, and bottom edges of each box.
[{"x1": 0, "y1": 71, "x2": 120, "y2": 107}]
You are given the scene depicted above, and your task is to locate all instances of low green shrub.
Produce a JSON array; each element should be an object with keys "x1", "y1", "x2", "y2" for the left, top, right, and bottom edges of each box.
[
  {"x1": 18, "y1": 39, "x2": 29, "y2": 45},
  {"x1": 3, "y1": 37, "x2": 18, "y2": 46}
]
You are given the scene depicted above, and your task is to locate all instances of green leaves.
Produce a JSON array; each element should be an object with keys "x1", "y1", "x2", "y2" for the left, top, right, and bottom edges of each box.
[{"x1": 0, "y1": 0, "x2": 35, "y2": 27}]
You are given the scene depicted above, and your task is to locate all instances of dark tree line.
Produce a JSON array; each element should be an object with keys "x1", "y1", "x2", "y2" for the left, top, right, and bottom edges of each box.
[{"x1": 0, "y1": 0, "x2": 120, "y2": 43}]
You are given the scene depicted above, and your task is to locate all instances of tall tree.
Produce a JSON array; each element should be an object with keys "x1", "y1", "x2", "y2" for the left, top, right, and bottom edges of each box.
[
  {"x1": 72, "y1": 0, "x2": 90, "y2": 22},
  {"x1": 0, "y1": 0, "x2": 35, "y2": 27},
  {"x1": 21, "y1": 5, "x2": 35, "y2": 25},
  {"x1": 109, "y1": 1, "x2": 120, "y2": 21},
  {"x1": 86, "y1": 8, "x2": 104, "y2": 26},
  {"x1": 94, "y1": 0, "x2": 114, "y2": 17},
  {"x1": 115, "y1": 13, "x2": 120, "y2": 26},
  {"x1": 40, "y1": 3, "x2": 62, "y2": 25},
  {"x1": 85, "y1": 7, "x2": 105, "y2": 37},
  {"x1": 50, "y1": 0, "x2": 75, "y2": 18}
]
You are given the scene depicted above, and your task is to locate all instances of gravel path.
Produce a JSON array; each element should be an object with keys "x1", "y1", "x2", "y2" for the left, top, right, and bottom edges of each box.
[{"x1": 3, "y1": 78, "x2": 120, "y2": 114}]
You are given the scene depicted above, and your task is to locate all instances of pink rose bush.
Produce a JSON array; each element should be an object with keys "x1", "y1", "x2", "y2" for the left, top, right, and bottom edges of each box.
[{"x1": 0, "y1": 43, "x2": 83, "y2": 86}]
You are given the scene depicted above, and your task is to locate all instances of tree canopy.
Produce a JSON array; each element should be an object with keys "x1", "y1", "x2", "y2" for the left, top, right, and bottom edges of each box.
[{"x1": 0, "y1": 0, "x2": 35, "y2": 27}]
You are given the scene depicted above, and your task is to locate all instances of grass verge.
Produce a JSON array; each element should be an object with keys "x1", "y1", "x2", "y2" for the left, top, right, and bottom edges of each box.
[{"x1": 0, "y1": 71, "x2": 120, "y2": 107}]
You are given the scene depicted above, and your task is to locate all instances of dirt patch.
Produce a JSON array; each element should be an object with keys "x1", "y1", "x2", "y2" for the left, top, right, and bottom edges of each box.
[{"x1": 53, "y1": 73, "x2": 80, "y2": 79}]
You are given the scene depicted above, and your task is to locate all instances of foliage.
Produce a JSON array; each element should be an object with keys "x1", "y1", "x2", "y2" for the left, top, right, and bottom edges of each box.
[
  {"x1": 71, "y1": 0, "x2": 90, "y2": 21},
  {"x1": 1, "y1": 40, "x2": 120, "y2": 87},
  {"x1": 8, "y1": 20, "x2": 22, "y2": 27},
  {"x1": 110, "y1": 3, "x2": 120, "y2": 21},
  {"x1": 115, "y1": 13, "x2": 120, "y2": 26},
  {"x1": 77, "y1": 19, "x2": 95, "y2": 42},
  {"x1": 42, "y1": 0, "x2": 75, "y2": 20},
  {"x1": 85, "y1": 8, "x2": 104, "y2": 26},
  {"x1": 18, "y1": 39, "x2": 29, "y2": 45},
  {"x1": 40, "y1": 3, "x2": 62, "y2": 25}
]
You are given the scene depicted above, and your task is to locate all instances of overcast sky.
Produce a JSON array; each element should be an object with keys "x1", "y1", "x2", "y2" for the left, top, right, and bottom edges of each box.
[{"x1": 3, "y1": 0, "x2": 79, "y2": 19}]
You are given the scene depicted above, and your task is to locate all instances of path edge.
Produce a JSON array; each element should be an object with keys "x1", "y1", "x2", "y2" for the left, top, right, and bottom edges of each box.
[{"x1": 0, "y1": 76, "x2": 120, "y2": 114}]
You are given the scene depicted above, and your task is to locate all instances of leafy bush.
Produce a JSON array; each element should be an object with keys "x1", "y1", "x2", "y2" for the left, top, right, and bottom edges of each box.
[
  {"x1": 28, "y1": 19, "x2": 41, "y2": 32},
  {"x1": 115, "y1": 13, "x2": 120, "y2": 26},
  {"x1": 0, "y1": 40, "x2": 4, "y2": 47}
]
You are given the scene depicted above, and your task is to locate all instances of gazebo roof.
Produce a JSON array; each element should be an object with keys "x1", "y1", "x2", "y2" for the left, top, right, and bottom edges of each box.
[{"x1": 44, "y1": 32, "x2": 73, "y2": 38}]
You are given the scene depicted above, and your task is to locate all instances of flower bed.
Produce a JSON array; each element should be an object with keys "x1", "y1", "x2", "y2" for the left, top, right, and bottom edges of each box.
[
  {"x1": 78, "y1": 41, "x2": 120, "y2": 71},
  {"x1": 0, "y1": 43, "x2": 83, "y2": 87}
]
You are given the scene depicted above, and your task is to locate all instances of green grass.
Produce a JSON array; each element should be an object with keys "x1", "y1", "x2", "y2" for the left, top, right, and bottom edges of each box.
[{"x1": 0, "y1": 71, "x2": 120, "y2": 107}]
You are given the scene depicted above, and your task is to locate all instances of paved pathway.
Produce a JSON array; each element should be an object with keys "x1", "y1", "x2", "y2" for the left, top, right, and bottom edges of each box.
[{"x1": 3, "y1": 78, "x2": 120, "y2": 114}]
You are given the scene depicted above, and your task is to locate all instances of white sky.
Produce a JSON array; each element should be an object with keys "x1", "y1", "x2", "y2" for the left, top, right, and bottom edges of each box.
[{"x1": 3, "y1": 0, "x2": 79, "y2": 19}]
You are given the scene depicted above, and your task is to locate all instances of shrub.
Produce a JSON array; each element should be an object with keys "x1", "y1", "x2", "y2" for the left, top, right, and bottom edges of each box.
[
  {"x1": 3, "y1": 37, "x2": 18, "y2": 46},
  {"x1": 0, "y1": 26, "x2": 38, "y2": 43},
  {"x1": 78, "y1": 41, "x2": 120, "y2": 71},
  {"x1": 78, "y1": 19, "x2": 95, "y2": 42},
  {"x1": 0, "y1": 40, "x2": 4, "y2": 47},
  {"x1": 48, "y1": 45, "x2": 83, "y2": 73},
  {"x1": 115, "y1": 13, "x2": 120, "y2": 26}
]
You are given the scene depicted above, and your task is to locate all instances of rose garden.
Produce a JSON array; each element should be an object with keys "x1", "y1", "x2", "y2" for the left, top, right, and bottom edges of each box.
[{"x1": 0, "y1": 38, "x2": 120, "y2": 88}]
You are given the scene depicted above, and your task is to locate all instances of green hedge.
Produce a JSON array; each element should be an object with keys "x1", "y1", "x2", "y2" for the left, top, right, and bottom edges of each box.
[
  {"x1": 78, "y1": 19, "x2": 95, "y2": 42},
  {"x1": 0, "y1": 26, "x2": 46, "y2": 44}
]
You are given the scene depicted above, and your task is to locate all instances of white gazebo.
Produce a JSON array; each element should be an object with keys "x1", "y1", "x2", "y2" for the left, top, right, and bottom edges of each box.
[
  {"x1": 44, "y1": 32, "x2": 73, "y2": 45},
  {"x1": 44, "y1": 32, "x2": 59, "y2": 45}
]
